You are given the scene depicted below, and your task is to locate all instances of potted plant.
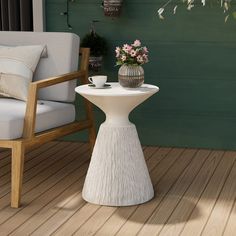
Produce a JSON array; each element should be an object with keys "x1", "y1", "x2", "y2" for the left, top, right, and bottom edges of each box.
[
  {"x1": 81, "y1": 27, "x2": 108, "y2": 72},
  {"x1": 116, "y1": 40, "x2": 149, "y2": 88}
]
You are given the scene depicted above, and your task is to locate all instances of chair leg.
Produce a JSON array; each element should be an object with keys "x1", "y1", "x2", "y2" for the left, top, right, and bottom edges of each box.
[{"x1": 11, "y1": 142, "x2": 25, "y2": 208}]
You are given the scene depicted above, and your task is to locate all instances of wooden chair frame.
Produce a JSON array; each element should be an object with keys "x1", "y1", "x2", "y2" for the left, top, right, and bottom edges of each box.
[{"x1": 0, "y1": 48, "x2": 96, "y2": 208}]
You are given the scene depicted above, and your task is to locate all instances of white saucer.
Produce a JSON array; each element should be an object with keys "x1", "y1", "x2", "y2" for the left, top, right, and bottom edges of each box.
[{"x1": 88, "y1": 84, "x2": 111, "y2": 89}]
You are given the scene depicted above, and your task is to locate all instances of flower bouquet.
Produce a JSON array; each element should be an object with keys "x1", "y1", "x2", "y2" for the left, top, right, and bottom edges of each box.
[
  {"x1": 115, "y1": 40, "x2": 149, "y2": 66},
  {"x1": 116, "y1": 40, "x2": 149, "y2": 88}
]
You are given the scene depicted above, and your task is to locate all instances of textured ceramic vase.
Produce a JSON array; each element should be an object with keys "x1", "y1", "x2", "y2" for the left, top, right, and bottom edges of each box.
[{"x1": 118, "y1": 65, "x2": 144, "y2": 88}]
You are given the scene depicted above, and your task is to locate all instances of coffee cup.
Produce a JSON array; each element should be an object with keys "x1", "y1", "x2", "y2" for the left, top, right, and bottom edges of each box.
[{"x1": 88, "y1": 75, "x2": 107, "y2": 88}]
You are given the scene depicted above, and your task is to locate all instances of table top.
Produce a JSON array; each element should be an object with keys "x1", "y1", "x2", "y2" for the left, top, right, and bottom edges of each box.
[{"x1": 75, "y1": 82, "x2": 159, "y2": 97}]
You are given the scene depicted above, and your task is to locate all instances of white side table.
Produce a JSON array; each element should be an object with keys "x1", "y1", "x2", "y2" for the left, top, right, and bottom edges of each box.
[{"x1": 75, "y1": 82, "x2": 159, "y2": 206}]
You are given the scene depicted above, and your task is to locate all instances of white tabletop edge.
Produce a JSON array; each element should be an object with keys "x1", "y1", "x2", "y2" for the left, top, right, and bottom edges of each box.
[{"x1": 75, "y1": 82, "x2": 159, "y2": 97}]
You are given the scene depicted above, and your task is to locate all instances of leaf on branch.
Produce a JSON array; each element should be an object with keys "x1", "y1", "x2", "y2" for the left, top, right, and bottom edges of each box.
[
  {"x1": 224, "y1": 2, "x2": 229, "y2": 11},
  {"x1": 173, "y1": 5, "x2": 178, "y2": 14},
  {"x1": 225, "y1": 14, "x2": 229, "y2": 22},
  {"x1": 157, "y1": 8, "x2": 165, "y2": 19},
  {"x1": 187, "y1": 3, "x2": 194, "y2": 10}
]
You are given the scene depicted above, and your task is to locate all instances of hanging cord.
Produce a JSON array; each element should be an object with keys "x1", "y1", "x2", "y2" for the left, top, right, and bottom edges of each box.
[
  {"x1": 90, "y1": 20, "x2": 100, "y2": 34},
  {"x1": 60, "y1": 0, "x2": 73, "y2": 29}
]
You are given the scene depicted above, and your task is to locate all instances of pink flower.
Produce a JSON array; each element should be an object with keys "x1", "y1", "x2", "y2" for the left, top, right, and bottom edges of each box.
[
  {"x1": 115, "y1": 40, "x2": 149, "y2": 66},
  {"x1": 121, "y1": 55, "x2": 127, "y2": 61},
  {"x1": 142, "y1": 54, "x2": 149, "y2": 63},
  {"x1": 143, "y1": 46, "x2": 148, "y2": 53},
  {"x1": 115, "y1": 47, "x2": 121, "y2": 53},
  {"x1": 122, "y1": 44, "x2": 132, "y2": 53},
  {"x1": 132, "y1": 40, "x2": 141, "y2": 47},
  {"x1": 137, "y1": 55, "x2": 144, "y2": 63},
  {"x1": 130, "y1": 49, "x2": 137, "y2": 57}
]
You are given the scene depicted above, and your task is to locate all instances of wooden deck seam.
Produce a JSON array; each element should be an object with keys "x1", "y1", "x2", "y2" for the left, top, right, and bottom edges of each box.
[
  {"x1": 135, "y1": 149, "x2": 206, "y2": 236},
  {"x1": 155, "y1": 149, "x2": 214, "y2": 236},
  {"x1": 0, "y1": 144, "x2": 90, "y2": 227},
  {"x1": 0, "y1": 143, "x2": 83, "y2": 199},
  {"x1": 177, "y1": 151, "x2": 226, "y2": 236},
  {"x1": 0, "y1": 141, "x2": 60, "y2": 178},
  {"x1": 200, "y1": 155, "x2": 236, "y2": 236},
  {"x1": 9, "y1": 161, "x2": 90, "y2": 235},
  {"x1": 221, "y1": 197, "x2": 236, "y2": 236},
  {"x1": 199, "y1": 155, "x2": 236, "y2": 235},
  {"x1": 0, "y1": 142, "x2": 70, "y2": 187}
]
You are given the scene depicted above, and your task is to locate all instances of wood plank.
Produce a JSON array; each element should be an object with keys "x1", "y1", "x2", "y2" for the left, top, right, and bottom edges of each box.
[
  {"x1": 143, "y1": 146, "x2": 159, "y2": 160},
  {"x1": 0, "y1": 143, "x2": 58, "y2": 178},
  {"x1": 51, "y1": 204, "x2": 101, "y2": 236},
  {"x1": 159, "y1": 150, "x2": 224, "y2": 236},
  {"x1": 180, "y1": 151, "x2": 236, "y2": 236},
  {"x1": 0, "y1": 142, "x2": 82, "y2": 196},
  {"x1": 137, "y1": 149, "x2": 212, "y2": 236},
  {"x1": 74, "y1": 206, "x2": 117, "y2": 236},
  {"x1": 0, "y1": 146, "x2": 90, "y2": 234},
  {"x1": 223, "y1": 200, "x2": 236, "y2": 236},
  {"x1": 31, "y1": 193, "x2": 88, "y2": 236},
  {"x1": 0, "y1": 142, "x2": 58, "y2": 179},
  {"x1": 0, "y1": 143, "x2": 89, "y2": 226},
  {"x1": 201, "y1": 157, "x2": 236, "y2": 236},
  {"x1": 14, "y1": 183, "x2": 86, "y2": 235},
  {"x1": 0, "y1": 142, "x2": 68, "y2": 188},
  {"x1": 95, "y1": 206, "x2": 137, "y2": 236}
]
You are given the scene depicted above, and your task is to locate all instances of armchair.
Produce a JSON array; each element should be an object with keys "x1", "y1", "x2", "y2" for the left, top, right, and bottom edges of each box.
[{"x1": 0, "y1": 31, "x2": 96, "y2": 208}]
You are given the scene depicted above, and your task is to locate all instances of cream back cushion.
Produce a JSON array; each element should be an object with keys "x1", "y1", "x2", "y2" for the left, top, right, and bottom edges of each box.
[
  {"x1": 0, "y1": 45, "x2": 44, "y2": 101},
  {"x1": 0, "y1": 31, "x2": 80, "y2": 102}
]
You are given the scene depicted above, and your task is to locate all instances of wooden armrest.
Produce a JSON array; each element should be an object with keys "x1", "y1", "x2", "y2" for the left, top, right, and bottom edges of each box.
[
  {"x1": 31, "y1": 70, "x2": 86, "y2": 89},
  {"x1": 30, "y1": 47, "x2": 90, "y2": 90},
  {"x1": 23, "y1": 47, "x2": 90, "y2": 139}
]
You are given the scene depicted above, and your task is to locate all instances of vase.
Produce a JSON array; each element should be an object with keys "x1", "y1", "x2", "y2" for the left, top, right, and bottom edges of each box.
[
  {"x1": 118, "y1": 65, "x2": 144, "y2": 88},
  {"x1": 103, "y1": 0, "x2": 123, "y2": 17}
]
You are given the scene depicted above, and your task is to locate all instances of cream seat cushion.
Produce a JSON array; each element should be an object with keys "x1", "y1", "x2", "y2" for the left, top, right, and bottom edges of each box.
[
  {"x1": 0, "y1": 98, "x2": 75, "y2": 140},
  {"x1": 0, "y1": 45, "x2": 44, "y2": 101}
]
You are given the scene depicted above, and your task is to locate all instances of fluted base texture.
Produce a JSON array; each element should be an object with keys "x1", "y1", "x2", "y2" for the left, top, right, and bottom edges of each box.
[{"x1": 82, "y1": 123, "x2": 154, "y2": 206}]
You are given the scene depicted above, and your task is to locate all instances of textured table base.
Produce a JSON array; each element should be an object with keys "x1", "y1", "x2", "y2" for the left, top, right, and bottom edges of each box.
[{"x1": 82, "y1": 123, "x2": 154, "y2": 206}]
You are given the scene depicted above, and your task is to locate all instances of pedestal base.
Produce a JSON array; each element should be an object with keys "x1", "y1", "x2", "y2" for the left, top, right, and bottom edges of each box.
[{"x1": 82, "y1": 123, "x2": 154, "y2": 206}]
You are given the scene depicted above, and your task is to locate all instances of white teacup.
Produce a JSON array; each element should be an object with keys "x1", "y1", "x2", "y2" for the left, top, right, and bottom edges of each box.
[{"x1": 89, "y1": 75, "x2": 107, "y2": 88}]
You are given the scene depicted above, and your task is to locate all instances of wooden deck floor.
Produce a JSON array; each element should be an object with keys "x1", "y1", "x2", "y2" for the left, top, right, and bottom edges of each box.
[{"x1": 0, "y1": 142, "x2": 236, "y2": 235}]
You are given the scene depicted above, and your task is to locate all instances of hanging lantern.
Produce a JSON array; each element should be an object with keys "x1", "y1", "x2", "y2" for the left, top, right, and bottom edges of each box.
[{"x1": 103, "y1": 0, "x2": 123, "y2": 17}]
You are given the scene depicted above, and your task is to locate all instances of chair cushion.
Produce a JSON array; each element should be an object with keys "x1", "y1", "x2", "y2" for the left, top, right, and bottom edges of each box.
[
  {"x1": 0, "y1": 45, "x2": 45, "y2": 101},
  {"x1": 0, "y1": 32, "x2": 80, "y2": 102},
  {"x1": 0, "y1": 98, "x2": 75, "y2": 140}
]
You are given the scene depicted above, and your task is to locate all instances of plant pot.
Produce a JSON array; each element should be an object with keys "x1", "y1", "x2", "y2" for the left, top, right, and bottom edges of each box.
[
  {"x1": 118, "y1": 65, "x2": 144, "y2": 88},
  {"x1": 89, "y1": 56, "x2": 103, "y2": 71},
  {"x1": 103, "y1": 0, "x2": 123, "y2": 17}
]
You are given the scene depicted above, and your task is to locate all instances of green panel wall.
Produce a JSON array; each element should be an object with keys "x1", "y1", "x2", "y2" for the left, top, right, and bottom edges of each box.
[{"x1": 46, "y1": 0, "x2": 236, "y2": 150}]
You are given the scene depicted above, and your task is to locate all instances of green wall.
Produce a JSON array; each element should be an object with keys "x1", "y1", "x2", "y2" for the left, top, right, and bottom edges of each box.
[{"x1": 46, "y1": 0, "x2": 236, "y2": 150}]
